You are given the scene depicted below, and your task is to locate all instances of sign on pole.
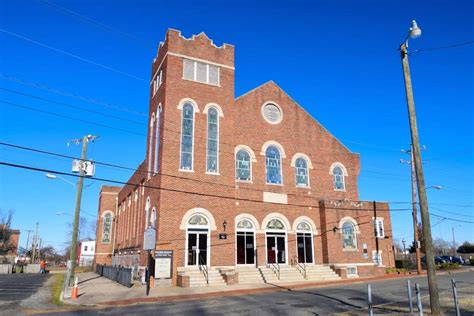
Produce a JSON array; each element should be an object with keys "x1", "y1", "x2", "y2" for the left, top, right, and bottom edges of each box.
[{"x1": 143, "y1": 228, "x2": 156, "y2": 251}]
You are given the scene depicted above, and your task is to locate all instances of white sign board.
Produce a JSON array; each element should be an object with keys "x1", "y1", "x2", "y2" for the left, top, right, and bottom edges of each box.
[
  {"x1": 143, "y1": 228, "x2": 156, "y2": 250},
  {"x1": 155, "y1": 250, "x2": 173, "y2": 279}
]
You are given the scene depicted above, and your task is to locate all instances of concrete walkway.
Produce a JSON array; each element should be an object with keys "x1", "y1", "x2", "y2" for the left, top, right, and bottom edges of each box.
[{"x1": 61, "y1": 270, "x2": 433, "y2": 307}]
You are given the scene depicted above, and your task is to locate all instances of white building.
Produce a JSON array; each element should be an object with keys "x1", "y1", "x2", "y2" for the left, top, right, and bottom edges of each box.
[{"x1": 78, "y1": 240, "x2": 95, "y2": 267}]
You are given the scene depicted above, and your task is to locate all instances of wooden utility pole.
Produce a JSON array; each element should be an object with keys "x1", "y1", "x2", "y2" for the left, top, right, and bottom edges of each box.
[
  {"x1": 410, "y1": 147, "x2": 422, "y2": 274},
  {"x1": 400, "y1": 42, "x2": 440, "y2": 314}
]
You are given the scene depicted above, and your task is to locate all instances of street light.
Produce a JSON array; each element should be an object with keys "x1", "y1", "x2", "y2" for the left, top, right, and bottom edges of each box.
[
  {"x1": 45, "y1": 173, "x2": 76, "y2": 188},
  {"x1": 400, "y1": 20, "x2": 440, "y2": 313}
]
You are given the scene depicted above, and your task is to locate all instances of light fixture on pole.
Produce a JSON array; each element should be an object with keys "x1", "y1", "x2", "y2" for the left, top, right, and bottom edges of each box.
[
  {"x1": 45, "y1": 173, "x2": 76, "y2": 188},
  {"x1": 400, "y1": 20, "x2": 440, "y2": 314}
]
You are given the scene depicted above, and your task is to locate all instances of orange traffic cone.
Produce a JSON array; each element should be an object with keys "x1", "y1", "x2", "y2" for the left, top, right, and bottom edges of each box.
[{"x1": 71, "y1": 277, "x2": 79, "y2": 299}]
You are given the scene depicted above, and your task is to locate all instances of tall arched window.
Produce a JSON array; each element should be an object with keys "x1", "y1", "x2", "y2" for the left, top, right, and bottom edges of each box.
[
  {"x1": 148, "y1": 113, "x2": 155, "y2": 177},
  {"x1": 102, "y1": 213, "x2": 112, "y2": 243},
  {"x1": 236, "y1": 149, "x2": 251, "y2": 181},
  {"x1": 180, "y1": 103, "x2": 194, "y2": 170},
  {"x1": 265, "y1": 146, "x2": 282, "y2": 184},
  {"x1": 333, "y1": 166, "x2": 345, "y2": 190},
  {"x1": 154, "y1": 105, "x2": 162, "y2": 174},
  {"x1": 150, "y1": 208, "x2": 157, "y2": 228},
  {"x1": 295, "y1": 158, "x2": 309, "y2": 187},
  {"x1": 206, "y1": 107, "x2": 219, "y2": 173},
  {"x1": 342, "y1": 221, "x2": 357, "y2": 250}
]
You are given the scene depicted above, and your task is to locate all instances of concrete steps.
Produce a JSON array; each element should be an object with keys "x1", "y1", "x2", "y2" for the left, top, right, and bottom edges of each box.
[
  {"x1": 303, "y1": 265, "x2": 341, "y2": 281},
  {"x1": 236, "y1": 267, "x2": 265, "y2": 284},
  {"x1": 182, "y1": 267, "x2": 226, "y2": 287}
]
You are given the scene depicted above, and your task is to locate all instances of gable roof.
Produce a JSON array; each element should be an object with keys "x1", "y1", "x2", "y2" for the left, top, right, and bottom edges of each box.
[{"x1": 235, "y1": 81, "x2": 357, "y2": 155}]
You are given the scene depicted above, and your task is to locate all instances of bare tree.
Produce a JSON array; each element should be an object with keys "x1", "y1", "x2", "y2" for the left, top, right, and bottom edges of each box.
[{"x1": 0, "y1": 209, "x2": 14, "y2": 255}]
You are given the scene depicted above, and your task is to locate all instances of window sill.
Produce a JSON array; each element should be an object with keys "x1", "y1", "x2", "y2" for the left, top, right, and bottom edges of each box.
[
  {"x1": 266, "y1": 182, "x2": 284, "y2": 186},
  {"x1": 205, "y1": 172, "x2": 220, "y2": 176},
  {"x1": 334, "y1": 189, "x2": 346, "y2": 192},
  {"x1": 343, "y1": 248, "x2": 359, "y2": 252},
  {"x1": 236, "y1": 180, "x2": 253, "y2": 184},
  {"x1": 179, "y1": 169, "x2": 195, "y2": 173},
  {"x1": 296, "y1": 185, "x2": 311, "y2": 189}
]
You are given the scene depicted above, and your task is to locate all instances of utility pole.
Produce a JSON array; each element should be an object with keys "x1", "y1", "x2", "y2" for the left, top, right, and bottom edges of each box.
[
  {"x1": 68, "y1": 135, "x2": 98, "y2": 286},
  {"x1": 401, "y1": 38, "x2": 440, "y2": 313},
  {"x1": 25, "y1": 229, "x2": 33, "y2": 255},
  {"x1": 452, "y1": 226, "x2": 456, "y2": 255},
  {"x1": 31, "y1": 223, "x2": 39, "y2": 263},
  {"x1": 401, "y1": 145, "x2": 422, "y2": 275}
]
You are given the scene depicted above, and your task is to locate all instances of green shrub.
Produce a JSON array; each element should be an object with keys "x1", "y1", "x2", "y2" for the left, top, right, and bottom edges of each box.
[{"x1": 437, "y1": 262, "x2": 460, "y2": 270}]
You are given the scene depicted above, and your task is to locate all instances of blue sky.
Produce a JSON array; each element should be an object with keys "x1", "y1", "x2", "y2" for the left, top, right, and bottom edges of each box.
[{"x1": 0, "y1": 0, "x2": 472, "y2": 252}]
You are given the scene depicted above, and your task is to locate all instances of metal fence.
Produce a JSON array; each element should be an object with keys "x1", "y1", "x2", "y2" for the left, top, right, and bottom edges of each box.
[{"x1": 96, "y1": 264, "x2": 132, "y2": 287}]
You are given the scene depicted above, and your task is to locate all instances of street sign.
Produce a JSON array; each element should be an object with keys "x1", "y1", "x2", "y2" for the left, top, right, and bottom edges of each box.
[
  {"x1": 155, "y1": 250, "x2": 173, "y2": 279},
  {"x1": 143, "y1": 228, "x2": 156, "y2": 250}
]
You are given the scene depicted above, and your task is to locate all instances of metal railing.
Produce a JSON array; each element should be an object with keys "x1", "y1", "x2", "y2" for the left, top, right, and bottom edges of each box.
[
  {"x1": 267, "y1": 262, "x2": 280, "y2": 280},
  {"x1": 293, "y1": 256, "x2": 307, "y2": 279},
  {"x1": 96, "y1": 264, "x2": 132, "y2": 287},
  {"x1": 198, "y1": 256, "x2": 209, "y2": 285}
]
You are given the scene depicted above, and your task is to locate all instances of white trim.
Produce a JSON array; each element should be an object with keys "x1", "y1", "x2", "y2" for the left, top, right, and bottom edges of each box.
[
  {"x1": 261, "y1": 101, "x2": 283, "y2": 125},
  {"x1": 185, "y1": 228, "x2": 211, "y2": 268},
  {"x1": 265, "y1": 232, "x2": 288, "y2": 265},
  {"x1": 333, "y1": 263, "x2": 376, "y2": 267},
  {"x1": 235, "y1": 213, "x2": 260, "y2": 230},
  {"x1": 101, "y1": 210, "x2": 115, "y2": 218},
  {"x1": 205, "y1": 106, "x2": 220, "y2": 174},
  {"x1": 179, "y1": 208, "x2": 217, "y2": 231},
  {"x1": 169, "y1": 51, "x2": 234, "y2": 70},
  {"x1": 235, "y1": 217, "x2": 257, "y2": 266},
  {"x1": 148, "y1": 112, "x2": 155, "y2": 179},
  {"x1": 329, "y1": 162, "x2": 348, "y2": 176},
  {"x1": 338, "y1": 216, "x2": 361, "y2": 233},
  {"x1": 292, "y1": 216, "x2": 318, "y2": 235},
  {"x1": 290, "y1": 153, "x2": 314, "y2": 169},
  {"x1": 260, "y1": 140, "x2": 286, "y2": 158},
  {"x1": 179, "y1": 100, "x2": 196, "y2": 172},
  {"x1": 295, "y1": 230, "x2": 315, "y2": 265},
  {"x1": 234, "y1": 145, "x2": 257, "y2": 162},
  {"x1": 154, "y1": 104, "x2": 162, "y2": 174},
  {"x1": 374, "y1": 218, "x2": 385, "y2": 238},
  {"x1": 145, "y1": 197, "x2": 150, "y2": 229},
  {"x1": 203, "y1": 103, "x2": 224, "y2": 117},
  {"x1": 262, "y1": 213, "x2": 291, "y2": 232}
]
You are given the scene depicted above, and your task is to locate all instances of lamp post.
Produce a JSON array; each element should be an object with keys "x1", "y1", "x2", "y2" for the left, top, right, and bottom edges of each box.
[
  {"x1": 400, "y1": 20, "x2": 440, "y2": 314},
  {"x1": 45, "y1": 173, "x2": 76, "y2": 188}
]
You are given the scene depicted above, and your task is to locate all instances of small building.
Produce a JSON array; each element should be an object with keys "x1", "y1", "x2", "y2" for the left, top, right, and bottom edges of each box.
[
  {"x1": 77, "y1": 240, "x2": 95, "y2": 267},
  {"x1": 0, "y1": 225, "x2": 20, "y2": 263},
  {"x1": 94, "y1": 29, "x2": 395, "y2": 287}
]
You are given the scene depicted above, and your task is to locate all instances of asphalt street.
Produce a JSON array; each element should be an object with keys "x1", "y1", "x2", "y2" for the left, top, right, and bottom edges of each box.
[
  {"x1": 44, "y1": 270, "x2": 474, "y2": 315},
  {"x1": 0, "y1": 273, "x2": 49, "y2": 313}
]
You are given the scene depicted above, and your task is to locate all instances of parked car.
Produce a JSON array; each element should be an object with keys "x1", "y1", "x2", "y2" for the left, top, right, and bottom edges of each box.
[
  {"x1": 421, "y1": 256, "x2": 447, "y2": 265},
  {"x1": 440, "y1": 256, "x2": 465, "y2": 265}
]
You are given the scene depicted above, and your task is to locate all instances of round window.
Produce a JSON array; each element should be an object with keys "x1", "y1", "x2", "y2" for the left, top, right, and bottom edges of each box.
[{"x1": 262, "y1": 103, "x2": 282, "y2": 124}]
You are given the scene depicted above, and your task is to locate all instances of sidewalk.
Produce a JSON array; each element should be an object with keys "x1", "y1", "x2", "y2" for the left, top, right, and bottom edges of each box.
[{"x1": 63, "y1": 267, "x2": 472, "y2": 307}]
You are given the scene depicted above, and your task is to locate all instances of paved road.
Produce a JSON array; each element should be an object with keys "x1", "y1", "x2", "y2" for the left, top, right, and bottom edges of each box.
[
  {"x1": 0, "y1": 274, "x2": 49, "y2": 314},
  {"x1": 44, "y1": 271, "x2": 474, "y2": 315}
]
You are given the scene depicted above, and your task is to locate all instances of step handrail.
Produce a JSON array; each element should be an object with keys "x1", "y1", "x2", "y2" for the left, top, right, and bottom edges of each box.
[
  {"x1": 266, "y1": 262, "x2": 280, "y2": 280},
  {"x1": 198, "y1": 255, "x2": 209, "y2": 284},
  {"x1": 293, "y1": 256, "x2": 307, "y2": 279}
]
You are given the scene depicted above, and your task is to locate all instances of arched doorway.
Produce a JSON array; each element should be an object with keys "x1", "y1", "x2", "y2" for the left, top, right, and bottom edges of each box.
[
  {"x1": 296, "y1": 221, "x2": 314, "y2": 264},
  {"x1": 265, "y1": 218, "x2": 287, "y2": 264},
  {"x1": 236, "y1": 218, "x2": 256, "y2": 265},
  {"x1": 186, "y1": 214, "x2": 210, "y2": 267}
]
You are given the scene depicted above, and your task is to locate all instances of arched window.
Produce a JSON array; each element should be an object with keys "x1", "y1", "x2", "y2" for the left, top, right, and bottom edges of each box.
[
  {"x1": 145, "y1": 197, "x2": 150, "y2": 229},
  {"x1": 236, "y1": 150, "x2": 251, "y2": 181},
  {"x1": 150, "y1": 208, "x2": 157, "y2": 228},
  {"x1": 266, "y1": 218, "x2": 285, "y2": 230},
  {"x1": 154, "y1": 105, "x2": 162, "y2": 174},
  {"x1": 102, "y1": 213, "x2": 112, "y2": 243},
  {"x1": 236, "y1": 219, "x2": 254, "y2": 230},
  {"x1": 206, "y1": 107, "x2": 219, "y2": 173},
  {"x1": 295, "y1": 158, "x2": 309, "y2": 187},
  {"x1": 180, "y1": 103, "x2": 194, "y2": 170},
  {"x1": 333, "y1": 166, "x2": 345, "y2": 190},
  {"x1": 342, "y1": 221, "x2": 357, "y2": 250},
  {"x1": 148, "y1": 113, "x2": 155, "y2": 177},
  {"x1": 265, "y1": 146, "x2": 282, "y2": 184},
  {"x1": 188, "y1": 214, "x2": 208, "y2": 226}
]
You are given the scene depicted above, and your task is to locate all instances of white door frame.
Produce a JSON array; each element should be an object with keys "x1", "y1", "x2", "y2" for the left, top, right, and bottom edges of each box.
[
  {"x1": 295, "y1": 231, "x2": 315, "y2": 265},
  {"x1": 185, "y1": 229, "x2": 210, "y2": 267},
  {"x1": 265, "y1": 232, "x2": 288, "y2": 265},
  {"x1": 235, "y1": 230, "x2": 256, "y2": 266}
]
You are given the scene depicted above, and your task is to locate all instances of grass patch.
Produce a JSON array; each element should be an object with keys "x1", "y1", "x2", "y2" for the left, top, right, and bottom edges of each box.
[{"x1": 51, "y1": 273, "x2": 65, "y2": 306}]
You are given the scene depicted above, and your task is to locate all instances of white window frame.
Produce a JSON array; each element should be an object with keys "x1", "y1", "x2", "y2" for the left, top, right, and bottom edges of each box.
[
  {"x1": 372, "y1": 250, "x2": 383, "y2": 266},
  {"x1": 154, "y1": 104, "x2": 162, "y2": 174},
  {"x1": 101, "y1": 213, "x2": 113, "y2": 243},
  {"x1": 182, "y1": 59, "x2": 220, "y2": 86},
  {"x1": 341, "y1": 221, "x2": 357, "y2": 251},
  {"x1": 148, "y1": 113, "x2": 155, "y2": 179},
  {"x1": 235, "y1": 149, "x2": 252, "y2": 182},
  {"x1": 347, "y1": 266, "x2": 358, "y2": 277},
  {"x1": 206, "y1": 107, "x2": 219, "y2": 174},
  {"x1": 179, "y1": 103, "x2": 196, "y2": 172},
  {"x1": 294, "y1": 157, "x2": 310, "y2": 188},
  {"x1": 374, "y1": 219, "x2": 385, "y2": 238},
  {"x1": 265, "y1": 146, "x2": 283, "y2": 185}
]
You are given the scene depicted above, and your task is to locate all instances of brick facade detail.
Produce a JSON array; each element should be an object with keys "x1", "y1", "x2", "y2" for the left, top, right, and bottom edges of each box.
[{"x1": 94, "y1": 29, "x2": 395, "y2": 285}]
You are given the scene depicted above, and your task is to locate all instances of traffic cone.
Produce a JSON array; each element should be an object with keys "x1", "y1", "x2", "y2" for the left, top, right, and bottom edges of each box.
[{"x1": 71, "y1": 277, "x2": 79, "y2": 299}]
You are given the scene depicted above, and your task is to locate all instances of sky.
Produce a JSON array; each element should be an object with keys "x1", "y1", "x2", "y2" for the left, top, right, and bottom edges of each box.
[{"x1": 0, "y1": 0, "x2": 473, "y2": 253}]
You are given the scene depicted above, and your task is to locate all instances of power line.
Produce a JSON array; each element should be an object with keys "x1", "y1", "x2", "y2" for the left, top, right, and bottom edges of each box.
[
  {"x1": 0, "y1": 160, "x2": 411, "y2": 213},
  {"x1": 429, "y1": 206, "x2": 474, "y2": 219},
  {"x1": 0, "y1": 87, "x2": 145, "y2": 126},
  {"x1": 0, "y1": 73, "x2": 148, "y2": 117},
  {"x1": 411, "y1": 40, "x2": 474, "y2": 54},
  {"x1": 37, "y1": 0, "x2": 148, "y2": 44},
  {"x1": 0, "y1": 99, "x2": 146, "y2": 136},
  {"x1": 0, "y1": 27, "x2": 146, "y2": 82},
  {"x1": 0, "y1": 141, "x2": 424, "y2": 206},
  {"x1": 429, "y1": 212, "x2": 474, "y2": 224}
]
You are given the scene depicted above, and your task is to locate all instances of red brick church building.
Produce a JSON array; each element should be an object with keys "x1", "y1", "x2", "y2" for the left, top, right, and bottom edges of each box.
[{"x1": 94, "y1": 29, "x2": 394, "y2": 287}]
